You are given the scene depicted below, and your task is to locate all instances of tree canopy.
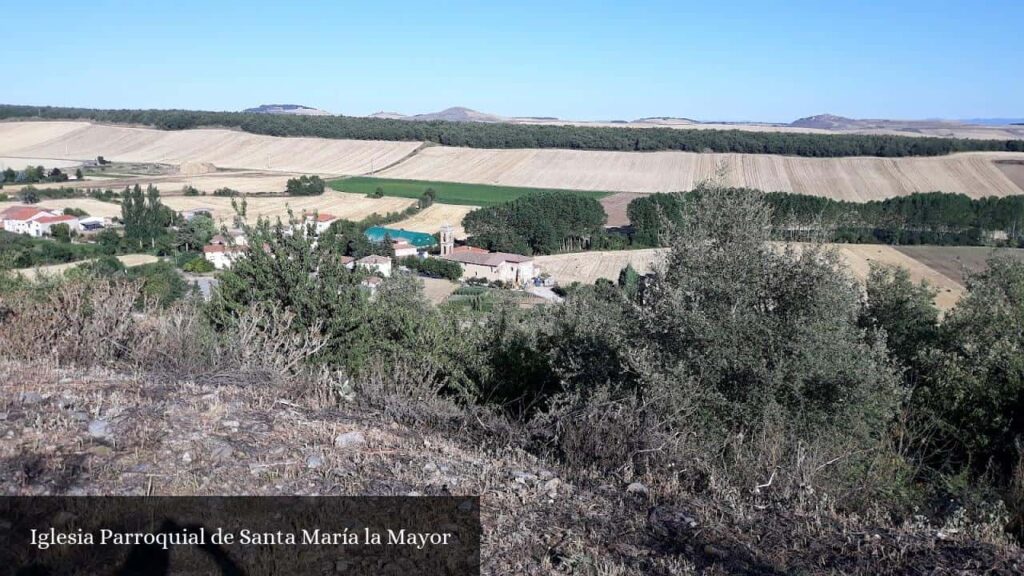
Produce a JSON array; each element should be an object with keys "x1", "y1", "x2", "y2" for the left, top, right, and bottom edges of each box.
[{"x1": 3, "y1": 104, "x2": 1022, "y2": 157}]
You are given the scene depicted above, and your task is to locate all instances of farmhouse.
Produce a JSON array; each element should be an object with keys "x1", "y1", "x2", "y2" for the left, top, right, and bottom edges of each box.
[
  {"x1": 357, "y1": 255, "x2": 392, "y2": 277},
  {"x1": 442, "y1": 250, "x2": 536, "y2": 284},
  {"x1": 1, "y1": 205, "x2": 78, "y2": 237},
  {"x1": 203, "y1": 244, "x2": 246, "y2": 270},
  {"x1": 305, "y1": 212, "x2": 340, "y2": 234}
]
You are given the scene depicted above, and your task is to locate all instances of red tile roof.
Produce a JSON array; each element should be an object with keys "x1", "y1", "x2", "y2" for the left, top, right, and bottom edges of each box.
[
  {"x1": 1, "y1": 206, "x2": 51, "y2": 222},
  {"x1": 451, "y1": 245, "x2": 489, "y2": 254},
  {"x1": 340, "y1": 256, "x2": 356, "y2": 264},
  {"x1": 36, "y1": 215, "x2": 77, "y2": 224},
  {"x1": 442, "y1": 251, "x2": 532, "y2": 267},
  {"x1": 203, "y1": 244, "x2": 246, "y2": 254}
]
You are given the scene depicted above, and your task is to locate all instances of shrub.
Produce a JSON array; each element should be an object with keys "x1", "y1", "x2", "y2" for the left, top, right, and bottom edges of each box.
[
  {"x1": 285, "y1": 175, "x2": 325, "y2": 196},
  {"x1": 400, "y1": 255, "x2": 462, "y2": 280},
  {"x1": 183, "y1": 256, "x2": 215, "y2": 273}
]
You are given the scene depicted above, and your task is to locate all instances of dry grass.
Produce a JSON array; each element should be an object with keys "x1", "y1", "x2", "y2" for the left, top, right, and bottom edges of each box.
[
  {"x1": 0, "y1": 198, "x2": 123, "y2": 219},
  {"x1": 535, "y1": 249, "x2": 668, "y2": 285},
  {"x1": 0, "y1": 121, "x2": 421, "y2": 175},
  {"x1": 161, "y1": 192, "x2": 415, "y2": 224},
  {"x1": 11, "y1": 254, "x2": 159, "y2": 280},
  {"x1": 380, "y1": 147, "x2": 1024, "y2": 199},
  {"x1": 419, "y1": 277, "x2": 461, "y2": 304},
  {"x1": 2, "y1": 192, "x2": 419, "y2": 229},
  {"x1": 389, "y1": 204, "x2": 475, "y2": 238},
  {"x1": 2, "y1": 171, "x2": 297, "y2": 195},
  {"x1": 0, "y1": 156, "x2": 81, "y2": 170}
]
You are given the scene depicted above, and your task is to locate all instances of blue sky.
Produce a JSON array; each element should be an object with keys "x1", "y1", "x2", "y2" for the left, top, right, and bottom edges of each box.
[{"x1": 3, "y1": 0, "x2": 1021, "y2": 122}]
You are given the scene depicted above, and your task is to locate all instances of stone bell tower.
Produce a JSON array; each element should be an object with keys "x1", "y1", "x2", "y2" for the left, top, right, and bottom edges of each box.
[{"x1": 439, "y1": 223, "x2": 455, "y2": 256}]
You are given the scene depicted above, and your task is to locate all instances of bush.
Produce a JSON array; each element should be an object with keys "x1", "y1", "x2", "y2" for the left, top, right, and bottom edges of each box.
[
  {"x1": 285, "y1": 175, "x2": 325, "y2": 196},
  {"x1": 182, "y1": 256, "x2": 215, "y2": 273},
  {"x1": 212, "y1": 187, "x2": 239, "y2": 197},
  {"x1": 400, "y1": 255, "x2": 462, "y2": 280}
]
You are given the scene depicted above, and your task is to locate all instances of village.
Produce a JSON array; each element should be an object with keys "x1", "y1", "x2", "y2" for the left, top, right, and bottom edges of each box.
[{"x1": 1, "y1": 201, "x2": 554, "y2": 304}]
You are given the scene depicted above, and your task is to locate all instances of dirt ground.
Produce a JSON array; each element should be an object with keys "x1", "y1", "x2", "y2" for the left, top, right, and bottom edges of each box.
[
  {"x1": 893, "y1": 245, "x2": 1024, "y2": 285},
  {"x1": 995, "y1": 160, "x2": 1024, "y2": 191},
  {"x1": 600, "y1": 192, "x2": 648, "y2": 227},
  {"x1": 419, "y1": 277, "x2": 461, "y2": 304}
]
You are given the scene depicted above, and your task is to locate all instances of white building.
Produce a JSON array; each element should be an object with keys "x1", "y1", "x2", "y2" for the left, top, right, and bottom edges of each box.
[
  {"x1": 1, "y1": 205, "x2": 78, "y2": 237},
  {"x1": 305, "y1": 212, "x2": 340, "y2": 235},
  {"x1": 357, "y1": 254, "x2": 393, "y2": 277},
  {"x1": 442, "y1": 247, "x2": 536, "y2": 285},
  {"x1": 391, "y1": 240, "x2": 418, "y2": 258},
  {"x1": 203, "y1": 244, "x2": 246, "y2": 270}
]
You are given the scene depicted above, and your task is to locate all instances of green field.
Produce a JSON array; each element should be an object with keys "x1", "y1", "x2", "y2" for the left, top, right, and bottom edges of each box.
[{"x1": 327, "y1": 177, "x2": 610, "y2": 207}]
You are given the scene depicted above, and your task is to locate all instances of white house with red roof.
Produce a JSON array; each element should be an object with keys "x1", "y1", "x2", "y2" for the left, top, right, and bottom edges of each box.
[
  {"x1": 203, "y1": 243, "x2": 246, "y2": 270},
  {"x1": 1, "y1": 205, "x2": 79, "y2": 237},
  {"x1": 304, "y1": 212, "x2": 340, "y2": 234}
]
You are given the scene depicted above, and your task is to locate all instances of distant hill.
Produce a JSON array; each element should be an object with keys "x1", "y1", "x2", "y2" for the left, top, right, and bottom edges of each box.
[
  {"x1": 962, "y1": 118, "x2": 1024, "y2": 126},
  {"x1": 790, "y1": 113, "x2": 1024, "y2": 133},
  {"x1": 632, "y1": 116, "x2": 701, "y2": 125},
  {"x1": 242, "y1": 104, "x2": 332, "y2": 116},
  {"x1": 371, "y1": 107, "x2": 507, "y2": 123},
  {"x1": 367, "y1": 111, "x2": 408, "y2": 120},
  {"x1": 790, "y1": 114, "x2": 872, "y2": 130}
]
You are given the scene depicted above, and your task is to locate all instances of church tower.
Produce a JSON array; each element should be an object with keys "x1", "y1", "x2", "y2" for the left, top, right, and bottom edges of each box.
[{"x1": 439, "y1": 223, "x2": 455, "y2": 256}]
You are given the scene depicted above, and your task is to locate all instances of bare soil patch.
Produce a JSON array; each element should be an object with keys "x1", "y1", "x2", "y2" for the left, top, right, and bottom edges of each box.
[
  {"x1": 600, "y1": 192, "x2": 647, "y2": 227},
  {"x1": 995, "y1": 159, "x2": 1024, "y2": 191},
  {"x1": 893, "y1": 246, "x2": 1024, "y2": 285}
]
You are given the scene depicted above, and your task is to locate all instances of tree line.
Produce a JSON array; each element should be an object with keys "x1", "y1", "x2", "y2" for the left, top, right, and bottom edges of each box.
[
  {"x1": 3, "y1": 104, "x2": 1023, "y2": 157},
  {"x1": 628, "y1": 189, "x2": 1024, "y2": 247},
  {"x1": 462, "y1": 192, "x2": 608, "y2": 254}
]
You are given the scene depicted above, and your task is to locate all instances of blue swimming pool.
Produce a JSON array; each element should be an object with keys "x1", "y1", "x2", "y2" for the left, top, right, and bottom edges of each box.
[{"x1": 363, "y1": 226, "x2": 437, "y2": 247}]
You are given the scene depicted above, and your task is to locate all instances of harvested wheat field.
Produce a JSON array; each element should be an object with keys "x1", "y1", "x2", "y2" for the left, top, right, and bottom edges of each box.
[
  {"x1": 0, "y1": 198, "x2": 124, "y2": 219},
  {"x1": 0, "y1": 121, "x2": 421, "y2": 175},
  {"x1": 162, "y1": 192, "x2": 415, "y2": 224},
  {"x1": 379, "y1": 146, "x2": 1024, "y2": 200},
  {"x1": 828, "y1": 244, "x2": 965, "y2": 311},
  {"x1": 389, "y1": 204, "x2": 475, "y2": 238},
  {"x1": 536, "y1": 244, "x2": 969, "y2": 310},
  {"x1": 2, "y1": 171, "x2": 296, "y2": 195},
  {"x1": 535, "y1": 249, "x2": 668, "y2": 284},
  {"x1": 0, "y1": 156, "x2": 81, "y2": 171}
]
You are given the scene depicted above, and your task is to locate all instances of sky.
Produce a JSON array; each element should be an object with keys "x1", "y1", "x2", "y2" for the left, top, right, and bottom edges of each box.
[{"x1": 3, "y1": 0, "x2": 1022, "y2": 122}]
